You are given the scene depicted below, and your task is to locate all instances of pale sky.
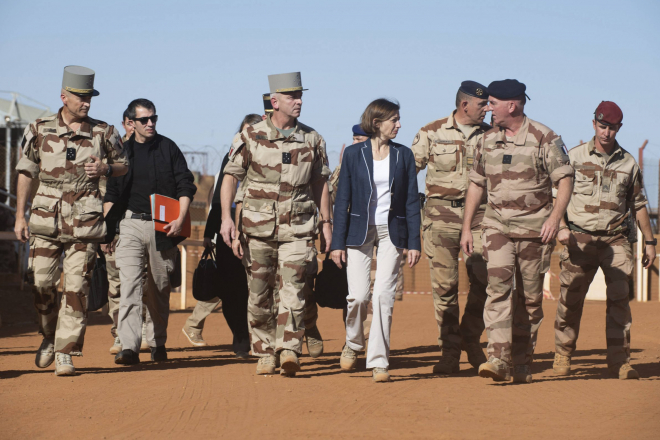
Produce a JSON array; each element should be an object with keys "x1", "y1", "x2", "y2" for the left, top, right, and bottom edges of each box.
[{"x1": 2, "y1": 0, "x2": 659, "y2": 202}]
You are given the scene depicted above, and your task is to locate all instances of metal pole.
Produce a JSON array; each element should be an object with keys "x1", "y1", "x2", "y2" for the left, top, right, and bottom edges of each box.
[{"x1": 5, "y1": 121, "x2": 10, "y2": 193}]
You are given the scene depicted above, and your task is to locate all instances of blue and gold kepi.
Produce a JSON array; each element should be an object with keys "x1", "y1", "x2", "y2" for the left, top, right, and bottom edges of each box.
[
  {"x1": 487, "y1": 79, "x2": 530, "y2": 100},
  {"x1": 459, "y1": 81, "x2": 489, "y2": 99},
  {"x1": 352, "y1": 124, "x2": 368, "y2": 137},
  {"x1": 262, "y1": 93, "x2": 273, "y2": 113},
  {"x1": 268, "y1": 72, "x2": 308, "y2": 94},
  {"x1": 62, "y1": 65, "x2": 99, "y2": 96}
]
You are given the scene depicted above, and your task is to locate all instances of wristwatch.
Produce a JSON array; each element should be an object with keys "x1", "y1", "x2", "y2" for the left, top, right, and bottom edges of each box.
[
  {"x1": 105, "y1": 165, "x2": 113, "y2": 177},
  {"x1": 319, "y1": 219, "x2": 333, "y2": 226},
  {"x1": 645, "y1": 238, "x2": 657, "y2": 246}
]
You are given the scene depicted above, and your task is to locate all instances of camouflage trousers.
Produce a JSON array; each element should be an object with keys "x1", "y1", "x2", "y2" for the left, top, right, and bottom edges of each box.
[
  {"x1": 28, "y1": 235, "x2": 97, "y2": 355},
  {"x1": 243, "y1": 237, "x2": 317, "y2": 356},
  {"x1": 555, "y1": 233, "x2": 633, "y2": 368},
  {"x1": 482, "y1": 229, "x2": 554, "y2": 365},
  {"x1": 423, "y1": 217, "x2": 488, "y2": 358}
]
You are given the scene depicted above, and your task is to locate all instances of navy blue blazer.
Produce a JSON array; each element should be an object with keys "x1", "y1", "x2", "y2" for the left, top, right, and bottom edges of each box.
[{"x1": 331, "y1": 139, "x2": 421, "y2": 251}]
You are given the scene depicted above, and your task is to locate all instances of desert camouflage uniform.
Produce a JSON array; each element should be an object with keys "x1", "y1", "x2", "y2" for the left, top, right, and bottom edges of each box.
[
  {"x1": 412, "y1": 111, "x2": 491, "y2": 358},
  {"x1": 224, "y1": 115, "x2": 330, "y2": 356},
  {"x1": 555, "y1": 139, "x2": 646, "y2": 368},
  {"x1": 470, "y1": 116, "x2": 573, "y2": 366},
  {"x1": 16, "y1": 108, "x2": 127, "y2": 354}
]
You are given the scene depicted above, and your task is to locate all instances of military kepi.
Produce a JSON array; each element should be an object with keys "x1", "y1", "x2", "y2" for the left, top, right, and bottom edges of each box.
[
  {"x1": 263, "y1": 93, "x2": 273, "y2": 113},
  {"x1": 488, "y1": 79, "x2": 529, "y2": 100},
  {"x1": 268, "y1": 72, "x2": 307, "y2": 94},
  {"x1": 460, "y1": 81, "x2": 489, "y2": 99},
  {"x1": 62, "y1": 65, "x2": 99, "y2": 96},
  {"x1": 352, "y1": 124, "x2": 368, "y2": 137},
  {"x1": 595, "y1": 101, "x2": 623, "y2": 126}
]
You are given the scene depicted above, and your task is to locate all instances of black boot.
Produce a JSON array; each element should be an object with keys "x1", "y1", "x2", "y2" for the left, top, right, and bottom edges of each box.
[
  {"x1": 151, "y1": 345, "x2": 168, "y2": 362},
  {"x1": 115, "y1": 349, "x2": 140, "y2": 365}
]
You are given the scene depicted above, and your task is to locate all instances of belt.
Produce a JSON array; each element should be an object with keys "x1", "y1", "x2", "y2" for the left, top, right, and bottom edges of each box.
[
  {"x1": 426, "y1": 198, "x2": 465, "y2": 208},
  {"x1": 568, "y1": 222, "x2": 622, "y2": 236},
  {"x1": 128, "y1": 212, "x2": 152, "y2": 221}
]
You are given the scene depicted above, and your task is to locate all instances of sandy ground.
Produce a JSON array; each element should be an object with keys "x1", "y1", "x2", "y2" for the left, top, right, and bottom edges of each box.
[{"x1": 1, "y1": 289, "x2": 660, "y2": 440}]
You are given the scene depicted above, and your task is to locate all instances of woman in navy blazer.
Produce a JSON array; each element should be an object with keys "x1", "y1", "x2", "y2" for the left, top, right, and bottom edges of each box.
[{"x1": 330, "y1": 98, "x2": 421, "y2": 382}]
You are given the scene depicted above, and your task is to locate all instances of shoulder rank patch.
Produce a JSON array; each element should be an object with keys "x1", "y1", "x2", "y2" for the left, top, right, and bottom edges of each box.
[
  {"x1": 43, "y1": 128, "x2": 57, "y2": 134},
  {"x1": 553, "y1": 137, "x2": 568, "y2": 156}
]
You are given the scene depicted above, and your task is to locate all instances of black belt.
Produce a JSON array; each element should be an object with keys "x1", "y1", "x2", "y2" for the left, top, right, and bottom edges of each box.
[
  {"x1": 129, "y1": 212, "x2": 152, "y2": 221},
  {"x1": 568, "y1": 222, "x2": 622, "y2": 236}
]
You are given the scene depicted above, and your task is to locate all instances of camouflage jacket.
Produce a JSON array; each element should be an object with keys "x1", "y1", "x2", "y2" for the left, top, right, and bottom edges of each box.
[
  {"x1": 328, "y1": 163, "x2": 341, "y2": 205},
  {"x1": 566, "y1": 138, "x2": 647, "y2": 233},
  {"x1": 412, "y1": 111, "x2": 491, "y2": 201},
  {"x1": 224, "y1": 114, "x2": 331, "y2": 242},
  {"x1": 16, "y1": 108, "x2": 127, "y2": 242},
  {"x1": 99, "y1": 132, "x2": 130, "y2": 199},
  {"x1": 470, "y1": 116, "x2": 574, "y2": 238}
]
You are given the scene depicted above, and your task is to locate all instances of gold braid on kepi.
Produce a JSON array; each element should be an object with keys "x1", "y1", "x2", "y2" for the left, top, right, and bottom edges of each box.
[{"x1": 62, "y1": 65, "x2": 100, "y2": 96}]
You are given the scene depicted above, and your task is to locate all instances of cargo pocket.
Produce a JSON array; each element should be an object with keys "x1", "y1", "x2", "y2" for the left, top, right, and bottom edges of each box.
[
  {"x1": 291, "y1": 200, "x2": 317, "y2": 237},
  {"x1": 432, "y1": 142, "x2": 458, "y2": 172},
  {"x1": 73, "y1": 197, "x2": 106, "y2": 240},
  {"x1": 241, "y1": 198, "x2": 276, "y2": 238},
  {"x1": 574, "y1": 173, "x2": 595, "y2": 195},
  {"x1": 616, "y1": 175, "x2": 630, "y2": 198},
  {"x1": 540, "y1": 240, "x2": 555, "y2": 274},
  {"x1": 29, "y1": 195, "x2": 59, "y2": 237}
]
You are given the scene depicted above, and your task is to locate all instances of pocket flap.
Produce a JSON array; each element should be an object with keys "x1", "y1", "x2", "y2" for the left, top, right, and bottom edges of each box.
[
  {"x1": 292, "y1": 200, "x2": 316, "y2": 214},
  {"x1": 433, "y1": 143, "x2": 457, "y2": 154},
  {"x1": 31, "y1": 195, "x2": 59, "y2": 212},
  {"x1": 243, "y1": 198, "x2": 274, "y2": 213},
  {"x1": 575, "y1": 173, "x2": 594, "y2": 183}
]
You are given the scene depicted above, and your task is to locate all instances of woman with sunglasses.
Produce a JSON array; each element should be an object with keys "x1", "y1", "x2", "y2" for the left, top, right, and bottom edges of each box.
[{"x1": 330, "y1": 98, "x2": 421, "y2": 382}]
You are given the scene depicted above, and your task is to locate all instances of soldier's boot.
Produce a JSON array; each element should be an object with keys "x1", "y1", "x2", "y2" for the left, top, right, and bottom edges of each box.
[
  {"x1": 35, "y1": 338, "x2": 55, "y2": 368},
  {"x1": 54, "y1": 353, "x2": 75, "y2": 376},
  {"x1": 372, "y1": 367, "x2": 391, "y2": 383},
  {"x1": 553, "y1": 353, "x2": 571, "y2": 376},
  {"x1": 512, "y1": 365, "x2": 532, "y2": 383},
  {"x1": 109, "y1": 336, "x2": 122, "y2": 355},
  {"x1": 182, "y1": 326, "x2": 208, "y2": 347},
  {"x1": 115, "y1": 349, "x2": 140, "y2": 365},
  {"x1": 305, "y1": 325, "x2": 324, "y2": 358},
  {"x1": 150, "y1": 345, "x2": 168, "y2": 362},
  {"x1": 432, "y1": 355, "x2": 460, "y2": 375},
  {"x1": 280, "y1": 350, "x2": 301, "y2": 377},
  {"x1": 255, "y1": 355, "x2": 277, "y2": 375},
  {"x1": 478, "y1": 356, "x2": 511, "y2": 382},
  {"x1": 140, "y1": 322, "x2": 150, "y2": 352},
  {"x1": 611, "y1": 363, "x2": 639, "y2": 380},
  {"x1": 464, "y1": 343, "x2": 488, "y2": 370},
  {"x1": 340, "y1": 344, "x2": 358, "y2": 371}
]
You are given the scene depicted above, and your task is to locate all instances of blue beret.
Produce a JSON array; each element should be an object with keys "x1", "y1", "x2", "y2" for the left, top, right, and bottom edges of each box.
[
  {"x1": 488, "y1": 79, "x2": 530, "y2": 100},
  {"x1": 459, "y1": 81, "x2": 488, "y2": 99},
  {"x1": 352, "y1": 124, "x2": 368, "y2": 137}
]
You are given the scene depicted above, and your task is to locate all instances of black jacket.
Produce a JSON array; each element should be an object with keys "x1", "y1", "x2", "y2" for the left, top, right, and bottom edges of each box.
[
  {"x1": 204, "y1": 154, "x2": 230, "y2": 240},
  {"x1": 104, "y1": 133, "x2": 197, "y2": 251}
]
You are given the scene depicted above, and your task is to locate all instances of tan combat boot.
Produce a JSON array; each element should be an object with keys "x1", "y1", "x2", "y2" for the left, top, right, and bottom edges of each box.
[
  {"x1": 611, "y1": 363, "x2": 639, "y2": 380},
  {"x1": 372, "y1": 367, "x2": 391, "y2": 382},
  {"x1": 553, "y1": 353, "x2": 571, "y2": 376},
  {"x1": 340, "y1": 344, "x2": 358, "y2": 371},
  {"x1": 54, "y1": 353, "x2": 75, "y2": 376},
  {"x1": 304, "y1": 326, "x2": 324, "y2": 358},
  {"x1": 433, "y1": 355, "x2": 460, "y2": 374},
  {"x1": 255, "y1": 355, "x2": 277, "y2": 375},
  {"x1": 464, "y1": 343, "x2": 487, "y2": 370},
  {"x1": 478, "y1": 356, "x2": 511, "y2": 382},
  {"x1": 280, "y1": 350, "x2": 301, "y2": 377},
  {"x1": 182, "y1": 326, "x2": 208, "y2": 347},
  {"x1": 512, "y1": 365, "x2": 532, "y2": 383}
]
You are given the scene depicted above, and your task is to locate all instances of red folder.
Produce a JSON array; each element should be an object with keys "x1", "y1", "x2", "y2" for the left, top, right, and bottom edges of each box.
[{"x1": 150, "y1": 194, "x2": 191, "y2": 238}]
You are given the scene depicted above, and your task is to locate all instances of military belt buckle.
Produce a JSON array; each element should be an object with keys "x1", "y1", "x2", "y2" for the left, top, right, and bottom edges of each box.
[{"x1": 451, "y1": 200, "x2": 464, "y2": 208}]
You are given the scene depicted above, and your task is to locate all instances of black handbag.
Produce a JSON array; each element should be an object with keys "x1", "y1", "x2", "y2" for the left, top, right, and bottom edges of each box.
[
  {"x1": 192, "y1": 247, "x2": 221, "y2": 302},
  {"x1": 314, "y1": 253, "x2": 349, "y2": 309},
  {"x1": 170, "y1": 248, "x2": 182, "y2": 289},
  {"x1": 88, "y1": 248, "x2": 109, "y2": 311}
]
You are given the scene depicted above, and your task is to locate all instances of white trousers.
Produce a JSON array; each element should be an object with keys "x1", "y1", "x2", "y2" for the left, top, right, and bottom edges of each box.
[{"x1": 345, "y1": 224, "x2": 403, "y2": 369}]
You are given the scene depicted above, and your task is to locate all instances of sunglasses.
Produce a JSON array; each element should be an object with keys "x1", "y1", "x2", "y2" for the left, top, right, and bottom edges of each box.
[{"x1": 132, "y1": 115, "x2": 158, "y2": 124}]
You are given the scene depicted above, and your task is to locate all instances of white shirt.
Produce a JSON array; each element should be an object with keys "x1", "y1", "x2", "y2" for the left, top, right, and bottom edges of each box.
[{"x1": 369, "y1": 154, "x2": 391, "y2": 225}]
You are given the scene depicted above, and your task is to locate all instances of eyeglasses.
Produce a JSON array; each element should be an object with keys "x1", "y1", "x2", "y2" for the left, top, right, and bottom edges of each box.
[{"x1": 132, "y1": 115, "x2": 158, "y2": 124}]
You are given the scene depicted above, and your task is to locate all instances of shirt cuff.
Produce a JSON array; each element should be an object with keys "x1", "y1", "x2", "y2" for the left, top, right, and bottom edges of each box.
[
  {"x1": 15, "y1": 157, "x2": 40, "y2": 179},
  {"x1": 468, "y1": 169, "x2": 487, "y2": 187},
  {"x1": 549, "y1": 164, "x2": 574, "y2": 184}
]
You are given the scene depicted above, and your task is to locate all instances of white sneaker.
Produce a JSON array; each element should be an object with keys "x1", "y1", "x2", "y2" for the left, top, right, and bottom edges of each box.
[
  {"x1": 35, "y1": 339, "x2": 55, "y2": 368},
  {"x1": 109, "y1": 336, "x2": 122, "y2": 355},
  {"x1": 54, "y1": 353, "x2": 75, "y2": 376}
]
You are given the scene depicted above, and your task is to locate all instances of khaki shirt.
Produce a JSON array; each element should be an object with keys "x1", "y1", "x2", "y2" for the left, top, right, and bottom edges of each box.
[
  {"x1": 412, "y1": 111, "x2": 491, "y2": 201},
  {"x1": 16, "y1": 108, "x2": 128, "y2": 242},
  {"x1": 224, "y1": 115, "x2": 331, "y2": 242},
  {"x1": 566, "y1": 138, "x2": 647, "y2": 232},
  {"x1": 328, "y1": 163, "x2": 341, "y2": 205},
  {"x1": 470, "y1": 116, "x2": 574, "y2": 238},
  {"x1": 99, "y1": 132, "x2": 130, "y2": 198}
]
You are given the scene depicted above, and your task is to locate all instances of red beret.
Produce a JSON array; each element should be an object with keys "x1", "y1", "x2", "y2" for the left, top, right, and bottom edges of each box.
[{"x1": 594, "y1": 101, "x2": 623, "y2": 125}]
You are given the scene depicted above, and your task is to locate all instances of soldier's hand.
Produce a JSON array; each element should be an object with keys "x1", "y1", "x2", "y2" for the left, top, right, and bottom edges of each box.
[
  {"x1": 460, "y1": 229, "x2": 474, "y2": 256},
  {"x1": 320, "y1": 223, "x2": 333, "y2": 253},
  {"x1": 84, "y1": 155, "x2": 108, "y2": 179},
  {"x1": 407, "y1": 249, "x2": 421, "y2": 268},
  {"x1": 100, "y1": 243, "x2": 112, "y2": 255},
  {"x1": 540, "y1": 217, "x2": 560, "y2": 244},
  {"x1": 203, "y1": 237, "x2": 215, "y2": 250},
  {"x1": 163, "y1": 217, "x2": 183, "y2": 237},
  {"x1": 557, "y1": 228, "x2": 576, "y2": 247},
  {"x1": 643, "y1": 244, "x2": 656, "y2": 269},
  {"x1": 14, "y1": 216, "x2": 29, "y2": 243},
  {"x1": 232, "y1": 238, "x2": 244, "y2": 259},
  {"x1": 331, "y1": 249, "x2": 346, "y2": 269},
  {"x1": 220, "y1": 219, "x2": 236, "y2": 247}
]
